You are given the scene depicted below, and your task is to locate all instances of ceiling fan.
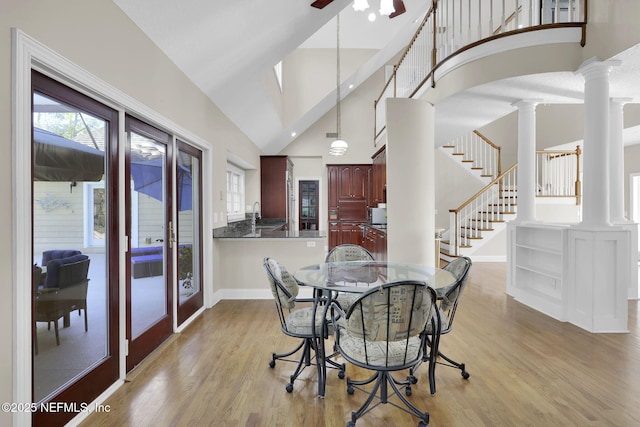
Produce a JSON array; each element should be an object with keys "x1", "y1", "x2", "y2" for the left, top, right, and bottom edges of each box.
[{"x1": 310, "y1": 0, "x2": 406, "y2": 18}]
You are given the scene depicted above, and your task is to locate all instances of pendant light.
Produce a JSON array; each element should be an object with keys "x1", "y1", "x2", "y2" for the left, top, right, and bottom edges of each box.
[
  {"x1": 352, "y1": 0, "x2": 370, "y2": 11},
  {"x1": 379, "y1": 0, "x2": 396, "y2": 16},
  {"x1": 330, "y1": 13, "x2": 348, "y2": 156}
]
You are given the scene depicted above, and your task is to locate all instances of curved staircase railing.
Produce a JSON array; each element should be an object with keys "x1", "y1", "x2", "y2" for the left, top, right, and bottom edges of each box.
[{"x1": 374, "y1": 0, "x2": 587, "y2": 141}]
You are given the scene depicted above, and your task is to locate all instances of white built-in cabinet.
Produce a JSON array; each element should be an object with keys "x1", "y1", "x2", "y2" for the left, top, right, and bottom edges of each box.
[
  {"x1": 508, "y1": 223, "x2": 568, "y2": 320},
  {"x1": 507, "y1": 221, "x2": 633, "y2": 332}
]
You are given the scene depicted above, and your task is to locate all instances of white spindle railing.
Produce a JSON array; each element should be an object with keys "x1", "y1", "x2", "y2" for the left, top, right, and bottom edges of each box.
[
  {"x1": 447, "y1": 130, "x2": 502, "y2": 179},
  {"x1": 374, "y1": 0, "x2": 586, "y2": 138},
  {"x1": 446, "y1": 145, "x2": 581, "y2": 255},
  {"x1": 449, "y1": 164, "x2": 517, "y2": 255},
  {"x1": 536, "y1": 146, "x2": 581, "y2": 203}
]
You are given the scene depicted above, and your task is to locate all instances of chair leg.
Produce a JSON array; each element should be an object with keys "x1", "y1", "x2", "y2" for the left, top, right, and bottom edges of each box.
[
  {"x1": 346, "y1": 371, "x2": 430, "y2": 426},
  {"x1": 83, "y1": 306, "x2": 88, "y2": 332},
  {"x1": 53, "y1": 320, "x2": 60, "y2": 346},
  {"x1": 269, "y1": 339, "x2": 305, "y2": 368},
  {"x1": 437, "y1": 350, "x2": 470, "y2": 379}
]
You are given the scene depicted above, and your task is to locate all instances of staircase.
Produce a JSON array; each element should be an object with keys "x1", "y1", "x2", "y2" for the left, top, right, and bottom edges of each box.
[{"x1": 438, "y1": 132, "x2": 581, "y2": 261}]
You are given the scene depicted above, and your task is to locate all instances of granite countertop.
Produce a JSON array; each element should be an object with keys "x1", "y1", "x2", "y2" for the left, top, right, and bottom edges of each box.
[{"x1": 213, "y1": 218, "x2": 325, "y2": 239}]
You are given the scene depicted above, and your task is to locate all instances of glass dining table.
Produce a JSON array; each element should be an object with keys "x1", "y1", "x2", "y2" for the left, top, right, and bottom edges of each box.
[{"x1": 293, "y1": 260, "x2": 456, "y2": 398}]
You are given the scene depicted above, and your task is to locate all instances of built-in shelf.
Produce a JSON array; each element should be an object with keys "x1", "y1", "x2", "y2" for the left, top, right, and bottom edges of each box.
[{"x1": 508, "y1": 223, "x2": 568, "y2": 320}]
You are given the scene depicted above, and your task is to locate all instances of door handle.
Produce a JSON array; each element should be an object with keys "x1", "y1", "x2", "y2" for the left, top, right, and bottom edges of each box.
[{"x1": 156, "y1": 239, "x2": 164, "y2": 242}]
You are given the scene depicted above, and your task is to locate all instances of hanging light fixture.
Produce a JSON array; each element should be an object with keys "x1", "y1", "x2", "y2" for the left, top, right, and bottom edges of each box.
[
  {"x1": 352, "y1": 0, "x2": 370, "y2": 12},
  {"x1": 379, "y1": 0, "x2": 396, "y2": 16},
  {"x1": 330, "y1": 13, "x2": 348, "y2": 156}
]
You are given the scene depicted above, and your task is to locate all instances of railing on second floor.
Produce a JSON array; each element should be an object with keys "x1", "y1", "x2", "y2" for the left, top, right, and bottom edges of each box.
[
  {"x1": 375, "y1": 0, "x2": 587, "y2": 140},
  {"x1": 536, "y1": 145, "x2": 581, "y2": 204}
]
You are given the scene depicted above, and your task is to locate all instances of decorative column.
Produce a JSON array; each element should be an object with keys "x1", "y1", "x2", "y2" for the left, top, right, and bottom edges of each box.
[
  {"x1": 577, "y1": 58, "x2": 619, "y2": 227},
  {"x1": 609, "y1": 98, "x2": 631, "y2": 224},
  {"x1": 564, "y1": 58, "x2": 630, "y2": 333},
  {"x1": 385, "y1": 98, "x2": 435, "y2": 266},
  {"x1": 610, "y1": 98, "x2": 639, "y2": 300},
  {"x1": 513, "y1": 99, "x2": 541, "y2": 223}
]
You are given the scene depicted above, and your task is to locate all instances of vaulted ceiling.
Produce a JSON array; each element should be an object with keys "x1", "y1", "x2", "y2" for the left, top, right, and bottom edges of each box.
[
  {"x1": 114, "y1": 0, "x2": 640, "y2": 152},
  {"x1": 114, "y1": 0, "x2": 430, "y2": 154}
]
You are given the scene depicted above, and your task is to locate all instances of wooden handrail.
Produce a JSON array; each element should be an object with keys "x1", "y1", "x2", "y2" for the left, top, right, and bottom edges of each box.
[
  {"x1": 449, "y1": 164, "x2": 517, "y2": 214},
  {"x1": 492, "y1": 5, "x2": 523, "y2": 35},
  {"x1": 373, "y1": 0, "x2": 588, "y2": 141}
]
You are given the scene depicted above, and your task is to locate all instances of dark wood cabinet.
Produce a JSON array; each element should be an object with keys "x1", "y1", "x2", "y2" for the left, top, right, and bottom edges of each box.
[
  {"x1": 329, "y1": 221, "x2": 364, "y2": 248},
  {"x1": 338, "y1": 165, "x2": 368, "y2": 200},
  {"x1": 260, "y1": 156, "x2": 293, "y2": 221},
  {"x1": 327, "y1": 164, "x2": 372, "y2": 250},
  {"x1": 363, "y1": 226, "x2": 387, "y2": 261},
  {"x1": 372, "y1": 145, "x2": 386, "y2": 206}
]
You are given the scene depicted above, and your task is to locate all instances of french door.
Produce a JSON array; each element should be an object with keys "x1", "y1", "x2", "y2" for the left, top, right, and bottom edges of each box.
[
  {"x1": 125, "y1": 116, "x2": 174, "y2": 371},
  {"x1": 176, "y1": 141, "x2": 203, "y2": 324},
  {"x1": 31, "y1": 71, "x2": 119, "y2": 426}
]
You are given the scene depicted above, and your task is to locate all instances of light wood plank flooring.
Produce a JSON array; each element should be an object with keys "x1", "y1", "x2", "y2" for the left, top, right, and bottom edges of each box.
[{"x1": 81, "y1": 262, "x2": 640, "y2": 426}]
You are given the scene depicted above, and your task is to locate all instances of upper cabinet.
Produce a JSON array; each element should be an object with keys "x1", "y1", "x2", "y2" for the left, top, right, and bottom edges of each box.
[
  {"x1": 371, "y1": 145, "x2": 386, "y2": 206},
  {"x1": 260, "y1": 155, "x2": 293, "y2": 220},
  {"x1": 338, "y1": 165, "x2": 368, "y2": 200},
  {"x1": 327, "y1": 164, "x2": 372, "y2": 223}
]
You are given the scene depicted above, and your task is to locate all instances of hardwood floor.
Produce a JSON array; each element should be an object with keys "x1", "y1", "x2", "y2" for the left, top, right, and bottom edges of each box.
[{"x1": 81, "y1": 262, "x2": 640, "y2": 426}]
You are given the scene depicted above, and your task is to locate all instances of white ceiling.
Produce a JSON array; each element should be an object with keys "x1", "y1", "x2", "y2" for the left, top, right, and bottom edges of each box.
[
  {"x1": 114, "y1": 0, "x2": 429, "y2": 154},
  {"x1": 114, "y1": 0, "x2": 640, "y2": 153}
]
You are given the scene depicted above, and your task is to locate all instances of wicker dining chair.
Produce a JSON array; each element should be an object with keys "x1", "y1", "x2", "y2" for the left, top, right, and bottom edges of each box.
[
  {"x1": 263, "y1": 257, "x2": 344, "y2": 393},
  {"x1": 332, "y1": 280, "x2": 439, "y2": 427},
  {"x1": 408, "y1": 256, "x2": 472, "y2": 395}
]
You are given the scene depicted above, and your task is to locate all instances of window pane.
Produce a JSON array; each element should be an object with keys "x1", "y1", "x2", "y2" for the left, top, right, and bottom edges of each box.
[{"x1": 32, "y1": 92, "x2": 109, "y2": 402}]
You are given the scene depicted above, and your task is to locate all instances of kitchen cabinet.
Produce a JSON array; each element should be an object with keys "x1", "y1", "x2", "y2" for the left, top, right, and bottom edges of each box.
[
  {"x1": 338, "y1": 165, "x2": 368, "y2": 200},
  {"x1": 363, "y1": 226, "x2": 387, "y2": 261},
  {"x1": 261, "y1": 156, "x2": 293, "y2": 227},
  {"x1": 329, "y1": 221, "x2": 363, "y2": 248},
  {"x1": 327, "y1": 164, "x2": 372, "y2": 250},
  {"x1": 371, "y1": 145, "x2": 386, "y2": 206}
]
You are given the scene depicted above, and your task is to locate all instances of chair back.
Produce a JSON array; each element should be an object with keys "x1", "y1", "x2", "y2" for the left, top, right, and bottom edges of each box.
[
  {"x1": 263, "y1": 257, "x2": 300, "y2": 329},
  {"x1": 325, "y1": 244, "x2": 374, "y2": 263},
  {"x1": 439, "y1": 256, "x2": 472, "y2": 334},
  {"x1": 338, "y1": 281, "x2": 437, "y2": 369}
]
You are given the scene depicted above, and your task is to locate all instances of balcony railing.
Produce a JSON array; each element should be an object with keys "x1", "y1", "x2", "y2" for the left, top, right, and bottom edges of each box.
[{"x1": 375, "y1": 0, "x2": 587, "y2": 140}]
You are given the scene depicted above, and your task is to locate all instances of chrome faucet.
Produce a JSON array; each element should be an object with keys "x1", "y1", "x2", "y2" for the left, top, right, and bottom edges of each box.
[{"x1": 251, "y1": 201, "x2": 260, "y2": 234}]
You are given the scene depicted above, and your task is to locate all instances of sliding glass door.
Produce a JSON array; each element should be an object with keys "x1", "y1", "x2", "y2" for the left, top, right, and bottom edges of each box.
[
  {"x1": 125, "y1": 116, "x2": 173, "y2": 371},
  {"x1": 31, "y1": 71, "x2": 119, "y2": 426},
  {"x1": 176, "y1": 141, "x2": 203, "y2": 324}
]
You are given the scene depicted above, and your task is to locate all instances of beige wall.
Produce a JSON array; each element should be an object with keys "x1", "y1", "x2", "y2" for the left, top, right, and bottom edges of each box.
[
  {"x1": 215, "y1": 238, "x2": 327, "y2": 298},
  {"x1": 283, "y1": 48, "x2": 376, "y2": 128},
  {"x1": 1, "y1": 0, "x2": 259, "y2": 422}
]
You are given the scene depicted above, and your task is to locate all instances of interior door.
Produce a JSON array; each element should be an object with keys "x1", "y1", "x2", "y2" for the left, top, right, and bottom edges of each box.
[{"x1": 125, "y1": 116, "x2": 173, "y2": 371}]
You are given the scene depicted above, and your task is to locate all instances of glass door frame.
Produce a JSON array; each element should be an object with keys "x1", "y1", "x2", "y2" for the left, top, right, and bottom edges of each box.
[
  {"x1": 31, "y1": 70, "x2": 120, "y2": 427},
  {"x1": 124, "y1": 115, "x2": 174, "y2": 372},
  {"x1": 176, "y1": 141, "x2": 203, "y2": 324}
]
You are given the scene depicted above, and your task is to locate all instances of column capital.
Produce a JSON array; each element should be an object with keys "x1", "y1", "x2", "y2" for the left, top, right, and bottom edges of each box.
[
  {"x1": 511, "y1": 99, "x2": 543, "y2": 110},
  {"x1": 576, "y1": 57, "x2": 621, "y2": 79},
  {"x1": 611, "y1": 97, "x2": 633, "y2": 106}
]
